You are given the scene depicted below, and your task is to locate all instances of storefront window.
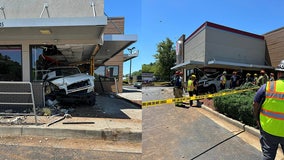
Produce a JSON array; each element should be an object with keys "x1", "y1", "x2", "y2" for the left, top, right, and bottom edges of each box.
[
  {"x1": 94, "y1": 66, "x2": 119, "y2": 81},
  {"x1": 30, "y1": 45, "x2": 61, "y2": 81},
  {"x1": 31, "y1": 46, "x2": 45, "y2": 81},
  {"x1": 0, "y1": 45, "x2": 22, "y2": 81}
]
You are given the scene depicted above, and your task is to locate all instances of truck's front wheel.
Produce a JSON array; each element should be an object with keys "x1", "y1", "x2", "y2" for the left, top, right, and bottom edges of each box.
[
  {"x1": 208, "y1": 85, "x2": 217, "y2": 93},
  {"x1": 87, "y1": 92, "x2": 96, "y2": 106}
]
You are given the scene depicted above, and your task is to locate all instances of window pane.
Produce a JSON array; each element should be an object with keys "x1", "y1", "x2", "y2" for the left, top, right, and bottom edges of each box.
[
  {"x1": 31, "y1": 46, "x2": 46, "y2": 81},
  {"x1": 0, "y1": 45, "x2": 22, "y2": 81},
  {"x1": 106, "y1": 66, "x2": 118, "y2": 78}
]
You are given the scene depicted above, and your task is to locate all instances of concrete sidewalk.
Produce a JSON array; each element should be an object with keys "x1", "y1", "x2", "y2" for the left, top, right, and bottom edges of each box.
[{"x1": 0, "y1": 91, "x2": 142, "y2": 143}]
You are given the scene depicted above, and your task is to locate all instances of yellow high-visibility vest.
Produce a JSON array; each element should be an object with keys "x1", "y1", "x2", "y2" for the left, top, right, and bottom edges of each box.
[
  {"x1": 187, "y1": 80, "x2": 194, "y2": 91},
  {"x1": 221, "y1": 75, "x2": 226, "y2": 84},
  {"x1": 260, "y1": 80, "x2": 284, "y2": 137}
]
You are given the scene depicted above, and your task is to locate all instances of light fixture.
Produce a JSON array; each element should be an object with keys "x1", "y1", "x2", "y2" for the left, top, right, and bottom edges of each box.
[{"x1": 40, "y1": 29, "x2": 52, "y2": 35}]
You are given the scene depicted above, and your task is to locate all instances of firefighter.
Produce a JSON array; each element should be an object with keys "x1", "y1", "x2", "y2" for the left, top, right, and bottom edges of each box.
[
  {"x1": 187, "y1": 74, "x2": 195, "y2": 106},
  {"x1": 245, "y1": 73, "x2": 253, "y2": 83},
  {"x1": 220, "y1": 71, "x2": 227, "y2": 90},
  {"x1": 173, "y1": 71, "x2": 183, "y2": 106},
  {"x1": 257, "y1": 69, "x2": 269, "y2": 86},
  {"x1": 187, "y1": 74, "x2": 201, "y2": 107},
  {"x1": 253, "y1": 60, "x2": 284, "y2": 159}
]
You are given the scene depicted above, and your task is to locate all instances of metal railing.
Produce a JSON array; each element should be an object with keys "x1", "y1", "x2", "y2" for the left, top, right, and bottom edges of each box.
[{"x1": 0, "y1": 81, "x2": 37, "y2": 125}]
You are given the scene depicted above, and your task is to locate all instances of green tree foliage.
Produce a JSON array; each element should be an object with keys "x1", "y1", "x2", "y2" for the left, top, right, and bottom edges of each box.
[
  {"x1": 142, "y1": 62, "x2": 156, "y2": 73},
  {"x1": 132, "y1": 70, "x2": 142, "y2": 77},
  {"x1": 154, "y1": 38, "x2": 176, "y2": 81}
]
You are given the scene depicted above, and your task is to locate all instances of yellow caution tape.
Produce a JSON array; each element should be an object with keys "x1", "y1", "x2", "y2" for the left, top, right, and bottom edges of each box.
[{"x1": 142, "y1": 87, "x2": 259, "y2": 108}]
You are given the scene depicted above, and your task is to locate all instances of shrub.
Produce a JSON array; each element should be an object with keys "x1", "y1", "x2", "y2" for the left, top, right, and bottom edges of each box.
[{"x1": 213, "y1": 83, "x2": 258, "y2": 127}]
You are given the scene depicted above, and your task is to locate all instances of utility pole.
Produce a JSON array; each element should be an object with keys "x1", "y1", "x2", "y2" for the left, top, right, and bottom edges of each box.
[{"x1": 128, "y1": 47, "x2": 135, "y2": 84}]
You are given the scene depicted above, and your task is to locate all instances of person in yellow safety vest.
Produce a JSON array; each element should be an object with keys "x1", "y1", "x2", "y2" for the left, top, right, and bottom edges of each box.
[
  {"x1": 187, "y1": 74, "x2": 200, "y2": 107},
  {"x1": 253, "y1": 60, "x2": 284, "y2": 160},
  {"x1": 220, "y1": 71, "x2": 227, "y2": 90}
]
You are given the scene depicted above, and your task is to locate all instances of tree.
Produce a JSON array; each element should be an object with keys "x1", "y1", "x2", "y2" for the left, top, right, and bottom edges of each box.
[
  {"x1": 132, "y1": 70, "x2": 142, "y2": 77},
  {"x1": 142, "y1": 62, "x2": 157, "y2": 73},
  {"x1": 154, "y1": 38, "x2": 176, "y2": 81}
]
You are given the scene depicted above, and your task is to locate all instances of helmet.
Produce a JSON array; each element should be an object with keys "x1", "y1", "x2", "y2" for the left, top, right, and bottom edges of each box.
[
  {"x1": 246, "y1": 73, "x2": 251, "y2": 76},
  {"x1": 260, "y1": 70, "x2": 265, "y2": 74},
  {"x1": 191, "y1": 74, "x2": 196, "y2": 78},
  {"x1": 275, "y1": 60, "x2": 284, "y2": 72},
  {"x1": 254, "y1": 73, "x2": 258, "y2": 76},
  {"x1": 223, "y1": 71, "x2": 227, "y2": 74},
  {"x1": 175, "y1": 71, "x2": 180, "y2": 75},
  {"x1": 270, "y1": 73, "x2": 274, "y2": 76}
]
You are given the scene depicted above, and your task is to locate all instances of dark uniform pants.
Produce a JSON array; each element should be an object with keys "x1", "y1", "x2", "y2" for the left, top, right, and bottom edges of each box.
[
  {"x1": 174, "y1": 87, "x2": 183, "y2": 106},
  {"x1": 260, "y1": 129, "x2": 284, "y2": 160}
]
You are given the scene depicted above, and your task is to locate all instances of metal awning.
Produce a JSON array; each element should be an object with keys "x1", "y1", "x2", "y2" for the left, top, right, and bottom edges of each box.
[
  {"x1": 94, "y1": 34, "x2": 137, "y2": 66},
  {"x1": 208, "y1": 60, "x2": 274, "y2": 70},
  {"x1": 171, "y1": 60, "x2": 205, "y2": 70},
  {"x1": 0, "y1": 17, "x2": 107, "y2": 42},
  {"x1": 0, "y1": 17, "x2": 138, "y2": 67},
  {"x1": 123, "y1": 50, "x2": 139, "y2": 62}
]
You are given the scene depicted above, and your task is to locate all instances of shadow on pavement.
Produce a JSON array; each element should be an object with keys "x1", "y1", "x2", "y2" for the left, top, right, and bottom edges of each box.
[{"x1": 62, "y1": 93, "x2": 141, "y2": 119}]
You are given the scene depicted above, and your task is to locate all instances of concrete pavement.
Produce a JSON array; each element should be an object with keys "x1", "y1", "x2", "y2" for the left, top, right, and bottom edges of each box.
[{"x1": 0, "y1": 89, "x2": 142, "y2": 144}]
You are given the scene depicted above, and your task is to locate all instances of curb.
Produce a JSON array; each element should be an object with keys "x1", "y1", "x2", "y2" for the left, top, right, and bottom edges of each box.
[
  {"x1": 115, "y1": 94, "x2": 142, "y2": 108},
  {"x1": 0, "y1": 125, "x2": 142, "y2": 142},
  {"x1": 201, "y1": 105, "x2": 260, "y2": 138}
]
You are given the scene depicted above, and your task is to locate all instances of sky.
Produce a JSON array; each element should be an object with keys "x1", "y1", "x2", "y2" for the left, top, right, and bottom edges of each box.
[{"x1": 104, "y1": 0, "x2": 284, "y2": 76}]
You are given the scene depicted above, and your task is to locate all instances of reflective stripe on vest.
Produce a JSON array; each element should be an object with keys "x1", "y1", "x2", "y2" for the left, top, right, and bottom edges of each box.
[
  {"x1": 260, "y1": 80, "x2": 284, "y2": 137},
  {"x1": 187, "y1": 80, "x2": 194, "y2": 91}
]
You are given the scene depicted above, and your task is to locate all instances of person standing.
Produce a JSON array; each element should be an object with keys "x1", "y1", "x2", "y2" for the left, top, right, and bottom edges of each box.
[
  {"x1": 257, "y1": 70, "x2": 269, "y2": 86},
  {"x1": 245, "y1": 73, "x2": 253, "y2": 83},
  {"x1": 173, "y1": 71, "x2": 183, "y2": 106},
  {"x1": 230, "y1": 71, "x2": 239, "y2": 89},
  {"x1": 187, "y1": 74, "x2": 195, "y2": 106},
  {"x1": 253, "y1": 60, "x2": 284, "y2": 160},
  {"x1": 220, "y1": 71, "x2": 227, "y2": 90},
  {"x1": 187, "y1": 74, "x2": 201, "y2": 107}
]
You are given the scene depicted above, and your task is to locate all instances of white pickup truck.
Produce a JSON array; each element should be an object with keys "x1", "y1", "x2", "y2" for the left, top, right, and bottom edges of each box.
[{"x1": 43, "y1": 66, "x2": 96, "y2": 105}]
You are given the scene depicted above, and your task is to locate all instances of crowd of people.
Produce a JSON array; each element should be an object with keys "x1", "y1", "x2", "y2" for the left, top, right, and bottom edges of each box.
[{"x1": 219, "y1": 69, "x2": 275, "y2": 90}]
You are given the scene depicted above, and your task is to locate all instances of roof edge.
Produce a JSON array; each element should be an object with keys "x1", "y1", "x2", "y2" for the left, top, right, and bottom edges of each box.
[{"x1": 185, "y1": 21, "x2": 264, "y2": 43}]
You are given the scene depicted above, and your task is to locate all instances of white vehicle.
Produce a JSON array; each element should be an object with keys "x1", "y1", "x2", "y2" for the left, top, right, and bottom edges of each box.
[
  {"x1": 189, "y1": 68, "x2": 230, "y2": 94},
  {"x1": 43, "y1": 66, "x2": 96, "y2": 105}
]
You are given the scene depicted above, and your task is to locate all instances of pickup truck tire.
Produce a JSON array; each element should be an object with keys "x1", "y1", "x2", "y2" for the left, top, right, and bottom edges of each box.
[
  {"x1": 87, "y1": 92, "x2": 96, "y2": 106},
  {"x1": 208, "y1": 85, "x2": 217, "y2": 93}
]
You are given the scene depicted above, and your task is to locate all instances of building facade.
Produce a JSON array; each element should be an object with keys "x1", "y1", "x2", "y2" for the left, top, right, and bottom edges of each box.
[
  {"x1": 172, "y1": 21, "x2": 275, "y2": 81},
  {"x1": 0, "y1": 0, "x2": 137, "y2": 106}
]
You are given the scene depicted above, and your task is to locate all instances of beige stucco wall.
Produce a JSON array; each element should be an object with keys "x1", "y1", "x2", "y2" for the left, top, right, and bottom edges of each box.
[
  {"x1": 184, "y1": 29, "x2": 206, "y2": 62},
  {"x1": 0, "y1": 0, "x2": 104, "y2": 18},
  {"x1": 205, "y1": 27, "x2": 266, "y2": 65}
]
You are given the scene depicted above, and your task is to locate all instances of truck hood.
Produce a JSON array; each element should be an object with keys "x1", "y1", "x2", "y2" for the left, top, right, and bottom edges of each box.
[{"x1": 50, "y1": 73, "x2": 95, "y2": 86}]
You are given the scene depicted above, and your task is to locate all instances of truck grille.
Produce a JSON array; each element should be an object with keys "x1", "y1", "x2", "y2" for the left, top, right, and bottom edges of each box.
[{"x1": 67, "y1": 80, "x2": 90, "y2": 90}]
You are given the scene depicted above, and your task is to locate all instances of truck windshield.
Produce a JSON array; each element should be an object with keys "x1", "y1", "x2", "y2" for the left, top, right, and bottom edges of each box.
[{"x1": 49, "y1": 68, "x2": 81, "y2": 76}]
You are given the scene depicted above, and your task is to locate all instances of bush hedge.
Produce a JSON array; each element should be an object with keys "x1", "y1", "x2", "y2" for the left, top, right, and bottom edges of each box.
[{"x1": 213, "y1": 83, "x2": 258, "y2": 127}]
